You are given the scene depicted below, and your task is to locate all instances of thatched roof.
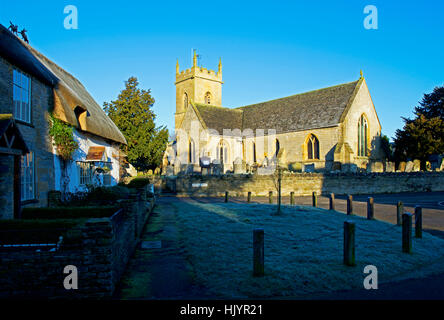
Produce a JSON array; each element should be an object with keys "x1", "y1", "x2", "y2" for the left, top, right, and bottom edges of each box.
[
  {"x1": 190, "y1": 80, "x2": 362, "y2": 135},
  {"x1": 0, "y1": 24, "x2": 126, "y2": 145}
]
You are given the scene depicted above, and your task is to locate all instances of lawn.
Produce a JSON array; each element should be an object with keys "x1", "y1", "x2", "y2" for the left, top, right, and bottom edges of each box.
[{"x1": 173, "y1": 199, "x2": 444, "y2": 298}]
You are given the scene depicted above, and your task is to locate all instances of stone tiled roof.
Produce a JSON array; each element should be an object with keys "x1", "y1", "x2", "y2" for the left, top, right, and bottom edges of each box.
[
  {"x1": 193, "y1": 80, "x2": 361, "y2": 134},
  {"x1": 194, "y1": 103, "x2": 243, "y2": 134},
  {"x1": 0, "y1": 24, "x2": 126, "y2": 145}
]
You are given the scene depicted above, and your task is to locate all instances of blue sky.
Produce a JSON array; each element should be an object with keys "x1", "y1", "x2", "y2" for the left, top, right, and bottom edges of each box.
[{"x1": 1, "y1": 0, "x2": 443, "y2": 140}]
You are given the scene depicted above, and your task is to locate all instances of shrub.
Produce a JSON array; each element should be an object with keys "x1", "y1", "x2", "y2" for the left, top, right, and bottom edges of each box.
[
  {"x1": 126, "y1": 176, "x2": 152, "y2": 188},
  {"x1": 0, "y1": 219, "x2": 83, "y2": 244}
]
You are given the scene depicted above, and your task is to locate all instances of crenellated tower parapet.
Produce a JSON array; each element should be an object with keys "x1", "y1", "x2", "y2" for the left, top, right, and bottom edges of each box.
[{"x1": 174, "y1": 50, "x2": 223, "y2": 130}]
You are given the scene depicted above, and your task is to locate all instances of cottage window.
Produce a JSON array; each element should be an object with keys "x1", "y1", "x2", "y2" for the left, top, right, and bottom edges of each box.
[
  {"x1": 78, "y1": 161, "x2": 93, "y2": 185},
  {"x1": 13, "y1": 69, "x2": 31, "y2": 123},
  {"x1": 307, "y1": 134, "x2": 320, "y2": 160},
  {"x1": 358, "y1": 115, "x2": 369, "y2": 157},
  {"x1": 21, "y1": 151, "x2": 35, "y2": 201}
]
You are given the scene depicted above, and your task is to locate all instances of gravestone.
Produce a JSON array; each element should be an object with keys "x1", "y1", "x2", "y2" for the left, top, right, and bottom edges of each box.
[
  {"x1": 413, "y1": 159, "x2": 421, "y2": 172},
  {"x1": 405, "y1": 161, "x2": 414, "y2": 172},
  {"x1": 211, "y1": 160, "x2": 222, "y2": 175},
  {"x1": 331, "y1": 162, "x2": 341, "y2": 172},
  {"x1": 369, "y1": 161, "x2": 383, "y2": 173},
  {"x1": 233, "y1": 157, "x2": 246, "y2": 174},
  {"x1": 385, "y1": 161, "x2": 395, "y2": 172},
  {"x1": 398, "y1": 162, "x2": 406, "y2": 172},
  {"x1": 303, "y1": 163, "x2": 315, "y2": 173},
  {"x1": 289, "y1": 162, "x2": 302, "y2": 172},
  {"x1": 342, "y1": 163, "x2": 358, "y2": 173}
]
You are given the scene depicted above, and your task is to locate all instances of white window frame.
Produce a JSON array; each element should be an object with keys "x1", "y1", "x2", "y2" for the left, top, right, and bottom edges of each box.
[
  {"x1": 21, "y1": 152, "x2": 35, "y2": 201},
  {"x1": 78, "y1": 161, "x2": 93, "y2": 185},
  {"x1": 13, "y1": 69, "x2": 31, "y2": 123}
]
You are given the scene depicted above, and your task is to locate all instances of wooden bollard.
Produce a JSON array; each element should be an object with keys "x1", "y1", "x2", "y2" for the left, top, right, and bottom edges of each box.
[
  {"x1": 329, "y1": 193, "x2": 335, "y2": 211},
  {"x1": 247, "y1": 192, "x2": 252, "y2": 203},
  {"x1": 290, "y1": 192, "x2": 295, "y2": 205},
  {"x1": 397, "y1": 201, "x2": 404, "y2": 226},
  {"x1": 415, "y1": 206, "x2": 422, "y2": 239},
  {"x1": 367, "y1": 197, "x2": 374, "y2": 220},
  {"x1": 312, "y1": 192, "x2": 317, "y2": 207},
  {"x1": 268, "y1": 191, "x2": 273, "y2": 204},
  {"x1": 225, "y1": 191, "x2": 228, "y2": 203},
  {"x1": 402, "y1": 213, "x2": 412, "y2": 253},
  {"x1": 347, "y1": 195, "x2": 353, "y2": 215},
  {"x1": 253, "y1": 229, "x2": 264, "y2": 277},
  {"x1": 343, "y1": 221, "x2": 356, "y2": 266}
]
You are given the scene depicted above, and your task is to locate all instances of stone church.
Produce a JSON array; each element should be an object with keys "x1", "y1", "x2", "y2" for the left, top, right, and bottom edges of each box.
[{"x1": 167, "y1": 51, "x2": 384, "y2": 174}]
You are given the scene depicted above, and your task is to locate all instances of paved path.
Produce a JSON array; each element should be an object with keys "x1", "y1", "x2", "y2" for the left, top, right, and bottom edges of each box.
[{"x1": 113, "y1": 199, "x2": 211, "y2": 299}]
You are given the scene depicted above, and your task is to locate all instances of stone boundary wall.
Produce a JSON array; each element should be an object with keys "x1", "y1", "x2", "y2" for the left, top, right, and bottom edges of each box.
[
  {"x1": 167, "y1": 172, "x2": 444, "y2": 197},
  {"x1": 0, "y1": 189, "x2": 154, "y2": 299}
]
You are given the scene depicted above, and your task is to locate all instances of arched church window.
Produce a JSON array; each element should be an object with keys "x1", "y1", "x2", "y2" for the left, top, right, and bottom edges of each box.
[
  {"x1": 218, "y1": 140, "x2": 228, "y2": 164},
  {"x1": 188, "y1": 139, "x2": 195, "y2": 164},
  {"x1": 183, "y1": 93, "x2": 188, "y2": 109},
  {"x1": 307, "y1": 134, "x2": 320, "y2": 160},
  {"x1": 275, "y1": 139, "x2": 280, "y2": 158},
  {"x1": 252, "y1": 142, "x2": 257, "y2": 163},
  {"x1": 358, "y1": 114, "x2": 369, "y2": 157},
  {"x1": 205, "y1": 92, "x2": 212, "y2": 105}
]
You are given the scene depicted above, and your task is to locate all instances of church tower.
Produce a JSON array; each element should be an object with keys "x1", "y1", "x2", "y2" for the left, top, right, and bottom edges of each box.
[{"x1": 175, "y1": 50, "x2": 223, "y2": 130}]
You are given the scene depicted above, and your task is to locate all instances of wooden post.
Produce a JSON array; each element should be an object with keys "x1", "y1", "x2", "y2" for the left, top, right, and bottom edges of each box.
[
  {"x1": 343, "y1": 221, "x2": 356, "y2": 266},
  {"x1": 268, "y1": 191, "x2": 273, "y2": 204},
  {"x1": 247, "y1": 192, "x2": 252, "y2": 203},
  {"x1": 277, "y1": 167, "x2": 282, "y2": 213},
  {"x1": 253, "y1": 229, "x2": 264, "y2": 277},
  {"x1": 290, "y1": 192, "x2": 295, "y2": 205},
  {"x1": 225, "y1": 191, "x2": 228, "y2": 203},
  {"x1": 415, "y1": 206, "x2": 422, "y2": 239},
  {"x1": 367, "y1": 197, "x2": 374, "y2": 220},
  {"x1": 402, "y1": 213, "x2": 412, "y2": 253},
  {"x1": 312, "y1": 192, "x2": 317, "y2": 207},
  {"x1": 329, "y1": 193, "x2": 335, "y2": 211},
  {"x1": 347, "y1": 195, "x2": 353, "y2": 215},
  {"x1": 397, "y1": 201, "x2": 403, "y2": 226}
]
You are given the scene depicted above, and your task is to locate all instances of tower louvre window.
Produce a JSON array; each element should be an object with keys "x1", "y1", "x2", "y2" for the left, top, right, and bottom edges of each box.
[
  {"x1": 183, "y1": 92, "x2": 188, "y2": 109},
  {"x1": 205, "y1": 92, "x2": 211, "y2": 105}
]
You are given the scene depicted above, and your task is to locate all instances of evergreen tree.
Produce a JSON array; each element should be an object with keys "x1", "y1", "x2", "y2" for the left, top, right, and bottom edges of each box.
[
  {"x1": 394, "y1": 86, "x2": 444, "y2": 166},
  {"x1": 104, "y1": 77, "x2": 168, "y2": 172}
]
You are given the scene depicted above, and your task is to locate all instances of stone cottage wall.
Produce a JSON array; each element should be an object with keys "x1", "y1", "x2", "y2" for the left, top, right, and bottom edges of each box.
[{"x1": 0, "y1": 56, "x2": 55, "y2": 210}]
